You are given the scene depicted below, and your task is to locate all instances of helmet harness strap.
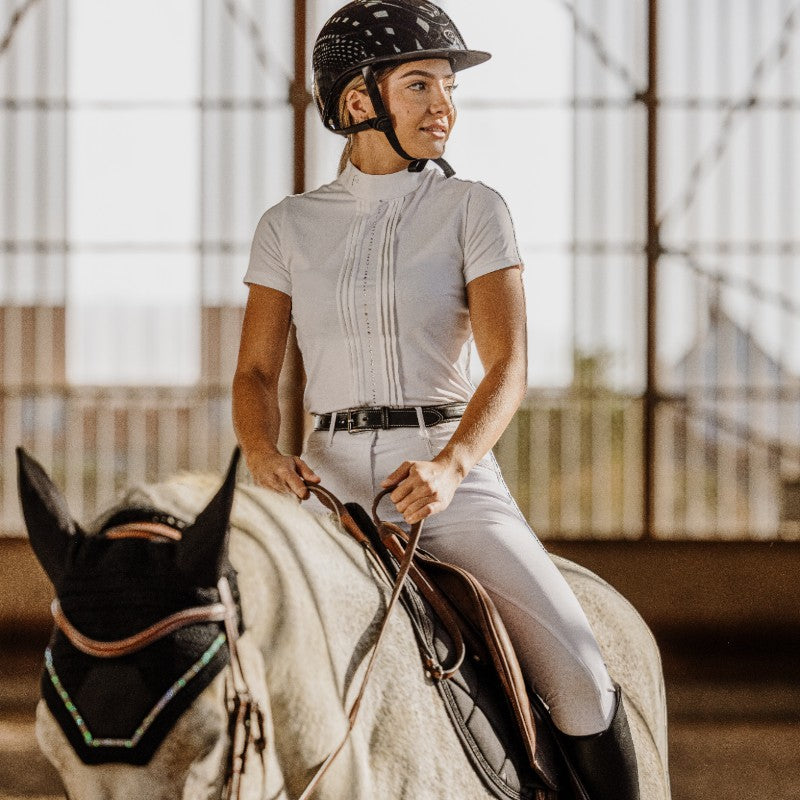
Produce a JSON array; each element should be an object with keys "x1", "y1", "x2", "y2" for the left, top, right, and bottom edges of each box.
[{"x1": 334, "y1": 65, "x2": 455, "y2": 179}]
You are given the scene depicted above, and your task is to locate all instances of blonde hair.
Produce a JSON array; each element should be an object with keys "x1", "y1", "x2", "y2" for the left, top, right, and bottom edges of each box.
[
  {"x1": 335, "y1": 66, "x2": 397, "y2": 174},
  {"x1": 336, "y1": 73, "x2": 364, "y2": 174}
]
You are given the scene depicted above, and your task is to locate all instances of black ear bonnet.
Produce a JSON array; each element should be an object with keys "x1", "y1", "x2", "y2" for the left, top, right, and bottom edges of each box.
[
  {"x1": 19, "y1": 448, "x2": 244, "y2": 765},
  {"x1": 42, "y1": 522, "x2": 243, "y2": 765}
]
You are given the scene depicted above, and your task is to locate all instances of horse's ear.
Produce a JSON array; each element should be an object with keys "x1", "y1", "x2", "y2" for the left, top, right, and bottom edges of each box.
[
  {"x1": 177, "y1": 448, "x2": 240, "y2": 587},
  {"x1": 16, "y1": 447, "x2": 83, "y2": 588}
]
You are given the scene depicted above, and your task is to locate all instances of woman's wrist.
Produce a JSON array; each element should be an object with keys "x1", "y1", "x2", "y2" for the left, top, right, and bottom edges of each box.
[
  {"x1": 433, "y1": 446, "x2": 471, "y2": 481},
  {"x1": 244, "y1": 444, "x2": 283, "y2": 473}
]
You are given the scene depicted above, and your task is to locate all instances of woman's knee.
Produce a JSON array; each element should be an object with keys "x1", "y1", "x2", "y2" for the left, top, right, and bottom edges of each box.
[
  {"x1": 485, "y1": 589, "x2": 617, "y2": 737},
  {"x1": 543, "y1": 668, "x2": 617, "y2": 737}
]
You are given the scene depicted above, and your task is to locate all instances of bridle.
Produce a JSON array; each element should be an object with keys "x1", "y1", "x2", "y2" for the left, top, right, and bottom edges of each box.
[
  {"x1": 49, "y1": 487, "x2": 447, "y2": 800},
  {"x1": 50, "y1": 520, "x2": 267, "y2": 800}
]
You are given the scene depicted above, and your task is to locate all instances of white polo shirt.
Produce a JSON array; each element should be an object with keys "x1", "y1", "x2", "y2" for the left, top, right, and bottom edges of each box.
[{"x1": 244, "y1": 160, "x2": 521, "y2": 414}]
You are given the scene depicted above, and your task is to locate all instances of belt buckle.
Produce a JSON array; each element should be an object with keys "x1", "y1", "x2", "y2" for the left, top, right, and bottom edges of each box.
[{"x1": 347, "y1": 409, "x2": 369, "y2": 432}]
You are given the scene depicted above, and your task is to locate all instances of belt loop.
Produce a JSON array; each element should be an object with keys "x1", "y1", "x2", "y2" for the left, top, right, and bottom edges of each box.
[
  {"x1": 327, "y1": 412, "x2": 338, "y2": 446},
  {"x1": 414, "y1": 406, "x2": 429, "y2": 439}
]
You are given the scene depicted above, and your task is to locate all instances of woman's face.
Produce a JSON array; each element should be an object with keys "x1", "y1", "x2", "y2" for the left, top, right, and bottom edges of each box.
[{"x1": 347, "y1": 58, "x2": 457, "y2": 166}]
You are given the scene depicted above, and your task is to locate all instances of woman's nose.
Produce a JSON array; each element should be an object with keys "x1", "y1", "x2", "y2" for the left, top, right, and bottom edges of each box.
[{"x1": 429, "y1": 84, "x2": 454, "y2": 116}]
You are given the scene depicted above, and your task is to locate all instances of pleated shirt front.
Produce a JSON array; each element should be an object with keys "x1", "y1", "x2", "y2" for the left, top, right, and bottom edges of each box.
[{"x1": 244, "y1": 160, "x2": 521, "y2": 414}]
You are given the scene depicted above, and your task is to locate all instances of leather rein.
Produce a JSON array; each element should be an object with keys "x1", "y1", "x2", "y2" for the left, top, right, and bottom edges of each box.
[
  {"x1": 50, "y1": 520, "x2": 266, "y2": 800},
  {"x1": 294, "y1": 484, "x2": 466, "y2": 800}
]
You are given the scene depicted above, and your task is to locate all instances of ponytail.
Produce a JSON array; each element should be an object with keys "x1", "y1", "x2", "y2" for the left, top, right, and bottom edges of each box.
[{"x1": 338, "y1": 137, "x2": 354, "y2": 174}]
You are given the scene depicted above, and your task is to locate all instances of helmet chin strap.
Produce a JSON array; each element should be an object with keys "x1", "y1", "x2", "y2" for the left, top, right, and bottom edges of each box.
[{"x1": 336, "y1": 65, "x2": 455, "y2": 178}]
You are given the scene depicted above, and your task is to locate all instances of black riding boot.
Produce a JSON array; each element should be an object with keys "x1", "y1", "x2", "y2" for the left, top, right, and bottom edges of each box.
[{"x1": 562, "y1": 687, "x2": 641, "y2": 800}]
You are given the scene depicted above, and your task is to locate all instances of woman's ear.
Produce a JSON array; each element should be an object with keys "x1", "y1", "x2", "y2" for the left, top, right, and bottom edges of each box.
[{"x1": 345, "y1": 87, "x2": 373, "y2": 123}]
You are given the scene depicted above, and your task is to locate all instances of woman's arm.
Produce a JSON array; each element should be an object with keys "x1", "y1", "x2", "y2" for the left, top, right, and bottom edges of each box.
[
  {"x1": 232, "y1": 284, "x2": 320, "y2": 499},
  {"x1": 383, "y1": 265, "x2": 526, "y2": 522}
]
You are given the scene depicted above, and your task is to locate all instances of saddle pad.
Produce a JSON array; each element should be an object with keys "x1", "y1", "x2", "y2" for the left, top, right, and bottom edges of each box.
[
  {"x1": 415, "y1": 576, "x2": 566, "y2": 800},
  {"x1": 344, "y1": 504, "x2": 559, "y2": 800}
]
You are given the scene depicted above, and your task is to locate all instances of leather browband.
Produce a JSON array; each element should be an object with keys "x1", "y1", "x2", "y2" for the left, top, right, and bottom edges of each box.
[
  {"x1": 104, "y1": 521, "x2": 184, "y2": 541},
  {"x1": 51, "y1": 599, "x2": 229, "y2": 658}
]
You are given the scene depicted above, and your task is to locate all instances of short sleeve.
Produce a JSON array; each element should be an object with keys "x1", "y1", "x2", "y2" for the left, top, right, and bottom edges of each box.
[
  {"x1": 463, "y1": 182, "x2": 523, "y2": 284},
  {"x1": 243, "y1": 200, "x2": 291, "y2": 296}
]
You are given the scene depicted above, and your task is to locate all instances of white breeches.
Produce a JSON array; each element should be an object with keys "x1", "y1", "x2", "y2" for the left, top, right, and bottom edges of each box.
[{"x1": 302, "y1": 420, "x2": 617, "y2": 736}]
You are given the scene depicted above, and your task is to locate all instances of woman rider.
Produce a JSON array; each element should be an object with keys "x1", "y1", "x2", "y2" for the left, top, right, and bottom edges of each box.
[{"x1": 232, "y1": 2, "x2": 640, "y2": 798}]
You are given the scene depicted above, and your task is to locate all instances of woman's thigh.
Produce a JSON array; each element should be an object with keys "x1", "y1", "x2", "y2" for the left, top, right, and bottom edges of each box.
[
  {"x1": 373, "y1": 425, "x2": 616, "y2": 735},
  {"x1": 416, "y1": 475, "x2": 616, "y2": 734}
]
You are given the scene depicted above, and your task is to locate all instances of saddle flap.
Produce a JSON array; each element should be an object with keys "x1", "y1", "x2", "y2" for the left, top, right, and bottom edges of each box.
[{"x1": 416, "y1": 555, "x2": 561, "y2": 792}]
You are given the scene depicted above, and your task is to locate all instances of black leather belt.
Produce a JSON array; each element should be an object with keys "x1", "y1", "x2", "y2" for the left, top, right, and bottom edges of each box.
[{"x1": 313, "y1": 403, "x2": 467, "y2": 432}]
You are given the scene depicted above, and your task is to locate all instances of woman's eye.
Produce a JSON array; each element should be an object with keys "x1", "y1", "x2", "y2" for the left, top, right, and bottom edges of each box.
[{"x1": 404, "y1": 80, "x2": 457, "y2": 94}]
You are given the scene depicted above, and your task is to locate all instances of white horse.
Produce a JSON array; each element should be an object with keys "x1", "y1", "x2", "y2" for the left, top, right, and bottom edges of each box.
[{"x1": 23, "y1": 455, "x2": 670, "y2": 800}]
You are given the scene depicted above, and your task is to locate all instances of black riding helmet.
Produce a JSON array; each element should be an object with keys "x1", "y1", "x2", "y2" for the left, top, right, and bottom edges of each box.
[{"x1": 312, "y1": 0, "x2": 491, "y2": 177}]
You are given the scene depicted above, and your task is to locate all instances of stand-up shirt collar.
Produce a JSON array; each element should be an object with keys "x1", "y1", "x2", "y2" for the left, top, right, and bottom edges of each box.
[{"x1": 339, "y1": 160, "x2": 430, "y2": 201}]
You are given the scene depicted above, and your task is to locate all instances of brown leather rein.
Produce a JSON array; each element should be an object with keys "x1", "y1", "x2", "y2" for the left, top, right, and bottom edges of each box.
[
  {"x1": 294, "y1": 484, "x2": 466, "y2": 800},
  {"x1": 50, "y1": 520, "x2": 266, "y2": 800}
]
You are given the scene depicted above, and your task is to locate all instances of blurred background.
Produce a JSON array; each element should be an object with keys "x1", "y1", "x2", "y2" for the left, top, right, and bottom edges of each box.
[{"x1": 1, "y1": 0, "x2": 799, "y2": 797}]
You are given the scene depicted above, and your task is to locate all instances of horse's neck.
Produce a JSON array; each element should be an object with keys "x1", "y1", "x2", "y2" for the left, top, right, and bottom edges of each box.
[
  {"x1": 234, "y1": 485, "x2": 391, "y2": 676},
  {"x1": 127, "y1": 479, "x2": 430, "y2": 797},
  {"x1": 122, "y1": 477, "x2": 386, "y2": 689}
]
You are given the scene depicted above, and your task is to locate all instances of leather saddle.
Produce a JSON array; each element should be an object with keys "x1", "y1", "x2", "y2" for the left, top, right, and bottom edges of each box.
[
  {"x1": 349, "y1": 502, "x2": 563, "y2": 800},
  {"x1": 313, "y1": 484, "x2": 577, "y2": 800}
]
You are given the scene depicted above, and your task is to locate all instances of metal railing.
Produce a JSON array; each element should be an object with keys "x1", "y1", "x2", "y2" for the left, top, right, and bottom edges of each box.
[{"x1": 2, "y1": 0, "x2": 800, "y2": 539}]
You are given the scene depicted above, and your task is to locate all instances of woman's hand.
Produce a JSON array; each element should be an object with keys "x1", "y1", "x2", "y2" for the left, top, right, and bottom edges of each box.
[
  {"x1": 249, "y1": 451, "x2": 320, "y2": 500},
  {"x1": 381, "y1": 458, "x2": 464, "y2": 525}
]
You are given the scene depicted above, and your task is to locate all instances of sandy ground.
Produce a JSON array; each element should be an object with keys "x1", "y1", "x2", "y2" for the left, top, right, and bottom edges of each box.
[
  {"x1": 1, "y1": 646, "x2": 799, "y2": 799},
  {"x1": 3, "y1": 718, "x2": 800, "y2": 799}
]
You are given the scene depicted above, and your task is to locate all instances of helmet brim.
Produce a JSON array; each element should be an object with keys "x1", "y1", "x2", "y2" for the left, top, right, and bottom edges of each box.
[{"x1": 365, "y1": 48, "x2": 492, "y2": 73}]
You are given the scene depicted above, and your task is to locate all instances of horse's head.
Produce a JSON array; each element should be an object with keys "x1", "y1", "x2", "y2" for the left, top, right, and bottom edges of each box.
[{"x1": 17, "y1": 448, "x2": 276, "y2": 800}]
